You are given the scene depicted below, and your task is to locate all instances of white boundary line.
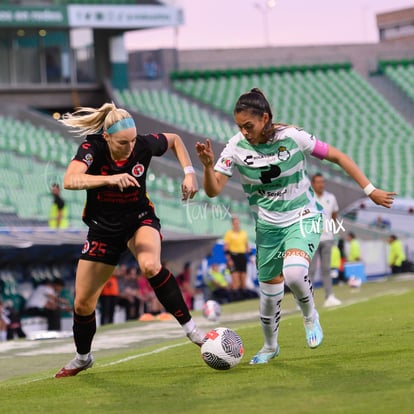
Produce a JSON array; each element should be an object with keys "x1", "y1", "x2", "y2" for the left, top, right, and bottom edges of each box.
[
  {"x1": 6, "y1": 286, "x2": 412, "y2": 386},
  {"x1": 99, "y1": 342, "x2": 188, "y2": 367},
  {"x1": 9, "y1": 342, "x2": 190, "y2": 385}
]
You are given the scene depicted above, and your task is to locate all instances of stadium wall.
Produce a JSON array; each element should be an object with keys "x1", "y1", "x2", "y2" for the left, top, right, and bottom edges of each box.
[
  {"x1": 377, "y1": 6, "x2": 414, "y2": 43},
  {"x1": 0, "y1": 84, "x2": 106, "y2": 109},
  {"x1": 175, "y1": 41, "x2": 414, "y2": 77}
]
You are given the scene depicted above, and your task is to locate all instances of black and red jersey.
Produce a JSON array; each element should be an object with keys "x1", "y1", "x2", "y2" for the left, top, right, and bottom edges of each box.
[{"x1": 73, "y1": 133, "x2": 168, "y2": 232}]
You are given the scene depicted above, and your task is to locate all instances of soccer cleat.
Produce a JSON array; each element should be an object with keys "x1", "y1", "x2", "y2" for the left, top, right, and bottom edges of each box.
[
  {"x1": 304, "y1": 311, "x2": 323, "y2": 349},
  {"x1": 54, "y1": 355, "x2": 94, "y2": 378},
  {"x1": 323, "y1": 294, "x2": 342, "y2": 308},
  {"x1": 249, "y1": 346, "x2": 280, "y2": 365},
  {"x1": 186, "y1": 327, "x2": 206, "y2": 347}
]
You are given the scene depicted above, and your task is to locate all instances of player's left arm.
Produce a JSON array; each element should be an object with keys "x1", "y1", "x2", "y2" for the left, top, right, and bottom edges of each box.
[
  {"x1": 164, "y1": 133, "x2": 198, "y2": 200},
  {"x1": 324, "y1": 145, "x2": 396, "y2": 208}
]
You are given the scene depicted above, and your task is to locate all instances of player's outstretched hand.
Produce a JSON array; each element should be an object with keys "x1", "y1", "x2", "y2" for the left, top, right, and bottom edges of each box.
[
  {"x1": 369, "y1": 189, "x2": 397, "y2": 208},
  {"x1": 196, "y1": 139, "x2": 215, "y2": 168},
  {"x1": 181, "y1": 174, "x2": 198, "y2": 201}
]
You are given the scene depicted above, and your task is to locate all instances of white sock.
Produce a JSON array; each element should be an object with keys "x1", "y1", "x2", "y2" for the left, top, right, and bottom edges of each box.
[
  {"x1": 282, "y1": 255, "x2": 315, "y2": 319},
  {"x1": 76, "y1": 352, "x2": 90, "y2": 361},
  {"x1": 182, "y1": 318, "x2": 196, "y2": 335},
  {"x1": 259, "y1": 281, "x2": 285, "y2": 351},
  {"x1": 0, "y1": 330, "x2": 7, "y2": 341}
]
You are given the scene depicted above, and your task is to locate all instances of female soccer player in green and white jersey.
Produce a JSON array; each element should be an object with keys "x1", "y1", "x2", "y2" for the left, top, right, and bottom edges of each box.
[{"x1": 196, "y1": 88, "x2": 396, "y2": 364}]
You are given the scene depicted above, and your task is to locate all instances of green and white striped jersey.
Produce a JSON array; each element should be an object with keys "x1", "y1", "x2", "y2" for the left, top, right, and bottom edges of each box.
[{"x1": 214, "y1": 126, "x2": 325, "y2": 228}]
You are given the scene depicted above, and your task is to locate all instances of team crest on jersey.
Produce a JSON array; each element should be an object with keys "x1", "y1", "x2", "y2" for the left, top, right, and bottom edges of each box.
[
  {"x1": 220, "y1": 157, "x2": 233, "y2": 168},
  {"x1": 277, "y1": 146, "x2": 290, "y2": 161},
  {"x1": 132, "y1": 163, "x2": 145, "y2": 177},
  {"x1": 83, "y1": 153, "x2": 93, "y2": 166},
  {"x1": 81, "y1": 240, "x2": 90, "y2": 254}
]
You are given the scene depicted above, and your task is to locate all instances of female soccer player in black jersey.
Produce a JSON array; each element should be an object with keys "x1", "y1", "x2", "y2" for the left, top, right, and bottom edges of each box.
[{"x1": 55, "y1": 103, "x2": 205, "y2": 378}]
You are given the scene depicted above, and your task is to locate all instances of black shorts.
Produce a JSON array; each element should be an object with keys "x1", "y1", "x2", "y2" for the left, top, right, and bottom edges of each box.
[
  {"x1": 230, "y1": 253, "x2": 248, "y2": 272},
  {"x1": 80, "y1": 211, "x2": 161, "y2": 266}
]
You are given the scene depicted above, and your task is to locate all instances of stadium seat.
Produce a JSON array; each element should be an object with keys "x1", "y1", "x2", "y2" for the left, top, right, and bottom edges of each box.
[
  {"x1": 383, "y1": 64, "x2": 414, "y2": 102},
  {"x1": 115, "y1": 88, "x2": 237, "y2": 144},
  {"x1": 171, "y1": 64, "x2": 414, "y2": 198},
  {"x1": 0, "y1": 134, "x2": 252, "y2": 234}
]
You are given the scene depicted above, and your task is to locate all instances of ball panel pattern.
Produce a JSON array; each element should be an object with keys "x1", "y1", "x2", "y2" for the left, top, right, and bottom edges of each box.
[
  {"x1": 201, "y1": 352, "x2": 231, "y2": 370},
  {"x1": 200, "y1": 327, "x2": 244, "y2": 370},
  {"x1": 221, "y1": 328, "x2": 244, "y2": 359}
]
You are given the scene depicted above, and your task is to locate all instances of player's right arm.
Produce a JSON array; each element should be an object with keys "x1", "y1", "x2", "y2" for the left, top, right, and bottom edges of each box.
[
  {"x1": 63, "y1": 160, "x2": 139, "y2": 192},
  {"x1": 196, "y1": 139, "x2": 229, "y2": 197}
]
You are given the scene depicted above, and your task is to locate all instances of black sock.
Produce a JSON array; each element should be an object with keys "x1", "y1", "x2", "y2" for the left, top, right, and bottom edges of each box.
[
  {"x1": 148, "y1": 267, "x2": 191, "y2": 325},
  {"x1": 73, "y1": 311, "x2": 96, "y2": 355}
]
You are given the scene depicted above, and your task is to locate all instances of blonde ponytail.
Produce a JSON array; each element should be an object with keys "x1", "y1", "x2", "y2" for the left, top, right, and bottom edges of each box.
[{"x1": 60, "y1": 102, "x2": 132, "y2": 136}]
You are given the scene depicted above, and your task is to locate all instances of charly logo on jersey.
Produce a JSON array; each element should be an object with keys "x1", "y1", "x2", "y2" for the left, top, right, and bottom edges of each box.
[
  {"x1": 243, "y1": 153, "x2": 277, "y2": 166},
  {"x1": 277, "y1": 146, "x2": 290, "y2": 161},
  {"x1": 83, "y1": 153, "x2": 93, "y2": 167},
  {"x1": 81, "y1": 240, "x2": 90, "y2": 254},
  {"x1": 132, "y1": 163, "x2": 145, "y2": 177}
]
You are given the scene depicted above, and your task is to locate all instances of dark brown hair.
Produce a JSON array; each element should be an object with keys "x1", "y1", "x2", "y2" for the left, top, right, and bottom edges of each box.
[
  {"x1": 234, "y1": 88, "x2": 273, "y2": 119},
  {"x1": 234, "y1": 88, "x2": 291, "y2": 137}
]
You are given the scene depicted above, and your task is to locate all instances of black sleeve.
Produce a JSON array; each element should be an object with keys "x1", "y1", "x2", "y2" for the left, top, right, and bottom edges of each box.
[
  {"x1": 55, "y1": 196, "x2": 65, "y2": 210},
  {"x1": 72, "y1": 135, "x2": 100, "y2": 169},
  {"x1": 142, "y1": 133, "x2": 169, "y2": 157}
]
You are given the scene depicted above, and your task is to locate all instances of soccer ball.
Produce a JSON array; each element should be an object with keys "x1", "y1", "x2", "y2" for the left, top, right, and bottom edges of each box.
[
  {"x1": 202, "y1": 300, "x2": 221, "y2": 322},
  {"x1": 348, "y1": 276, "x2": 362, "y2": 288},
  {"x1": 201, "y1": 327, "x2": 244, "y2": 370}
]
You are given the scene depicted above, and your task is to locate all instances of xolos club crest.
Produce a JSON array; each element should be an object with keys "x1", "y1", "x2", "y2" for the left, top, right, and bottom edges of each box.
[
  {"x1": 81, "y1": 240, "x2": 90, "y2": 254},
  {"x1": 132, "y1": 163, "x2": 145, "y2": 177}
]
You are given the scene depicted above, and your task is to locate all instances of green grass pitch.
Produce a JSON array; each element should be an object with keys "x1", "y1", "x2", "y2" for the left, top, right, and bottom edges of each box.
[{"x1": 0, "y1": 276, "x2": 413, "y2": 414}]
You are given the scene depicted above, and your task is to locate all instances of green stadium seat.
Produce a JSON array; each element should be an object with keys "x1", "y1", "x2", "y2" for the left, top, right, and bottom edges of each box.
[
  {"x1": 0, "y1": 184, "x2": 14, "y2": 212},
  {"x1": 8, "y1": 190, "x2": 38, "y2": 218},
  {"x1": 116, "y1": 88, "x2": 237, "y2": 144},
  {"x1": 384, "y1": 64, "x2": 414, "y2": 103},
  {"x1": 0, "y1": 113, "x2": 248, "y2": 235},
  {"x1": 171, "y1": 64, "x2": 414, "y2": 198}
]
